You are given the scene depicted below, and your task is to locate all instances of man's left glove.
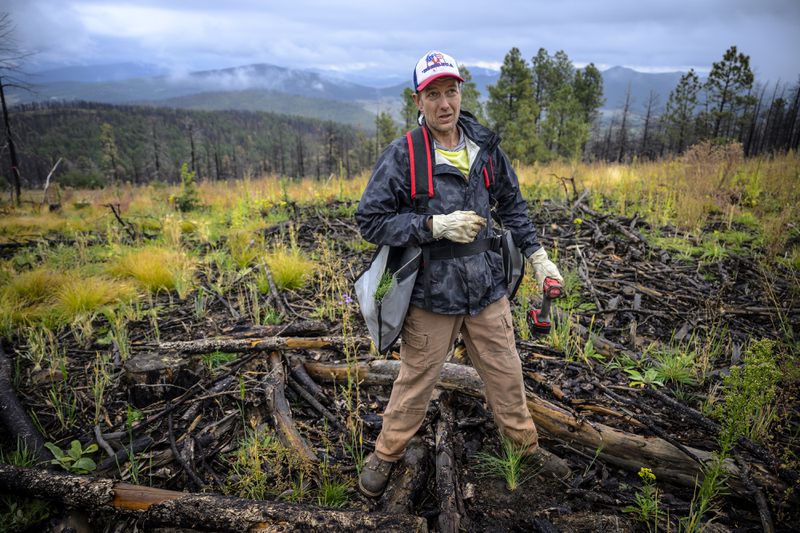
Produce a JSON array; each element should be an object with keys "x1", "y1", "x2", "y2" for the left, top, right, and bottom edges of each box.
[
  {"x1": 431, "y1": 211, "x2": 486, "y2": 243},
  {"x1": 527, "y1": 247, "x2": 563, "y2": 289}
]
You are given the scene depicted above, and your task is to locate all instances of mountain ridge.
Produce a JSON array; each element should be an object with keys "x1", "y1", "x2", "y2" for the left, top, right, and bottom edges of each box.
[{"x1": 13, "y1": 62, "x2": 693, "y2": 125}]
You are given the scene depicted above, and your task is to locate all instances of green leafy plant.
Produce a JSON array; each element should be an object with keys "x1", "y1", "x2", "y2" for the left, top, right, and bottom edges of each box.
[
  {"x1": 682, "y1": 339, "x2": 780, "y2": 531},
  {"x1": 44, "y1": 440, "x2": 98, "y2": 474},
  {"x1": 623, "y1": 467, "x2": 660, "y2": 530},
  {"x1": 625, "y1": 367, "x2": 665, "y2": 388},
  {"x1": 473, "y1": 437, "x2": 532, "y2": 491},
  {"x1": 0, "y1": 496, "x2": 50, "y2": 533}
]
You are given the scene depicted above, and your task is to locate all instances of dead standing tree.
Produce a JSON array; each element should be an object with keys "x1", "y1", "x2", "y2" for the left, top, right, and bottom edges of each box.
[{"x1": 0, "y1": 12, "x2": 32, "y2": 206}]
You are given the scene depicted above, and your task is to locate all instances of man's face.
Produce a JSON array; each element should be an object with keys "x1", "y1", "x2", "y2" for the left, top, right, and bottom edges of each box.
[{"x1": 413, "y1": 77, "x2": 461, "y2": 138}]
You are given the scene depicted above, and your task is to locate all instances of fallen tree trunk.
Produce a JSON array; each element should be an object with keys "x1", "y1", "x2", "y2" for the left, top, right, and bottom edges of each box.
[
  {"x1": 0, "y1": 463, "x2": 428, "y2": 532},
  {"x1": 223, "y1": 319, "x2": 329, "y2": 338},
  {"x1": 435, "y1": 393, "x2": 463, "y2": 533},
  {"x1": 263, "y1": 352, "x2": 318, "y2": 463},
  {"x1": 303, "y1": 359, "x2": 779, "y2": 496},
  {"x1": 380, "y1": 437, "x2": 429, "y2": 515},
  {"x1": 0, "y1": 345, "x2": 50, "y2": 461},
  {"x1": 156, "y1": 335, "x2": 372, "y2": 354}
]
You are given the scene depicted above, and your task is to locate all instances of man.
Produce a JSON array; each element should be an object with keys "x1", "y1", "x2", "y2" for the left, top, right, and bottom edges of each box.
[{"x1": 355, "y1": 50, "x2": 569, "y2": 498}]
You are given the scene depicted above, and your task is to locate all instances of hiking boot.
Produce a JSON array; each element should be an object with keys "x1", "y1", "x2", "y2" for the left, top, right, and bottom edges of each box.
[
  {"x1": 358, "y1": 453, "x2": 395, "y2": 497},
  {"x1": 525, "y1": 446, "x2": 572, "y2": 480}
]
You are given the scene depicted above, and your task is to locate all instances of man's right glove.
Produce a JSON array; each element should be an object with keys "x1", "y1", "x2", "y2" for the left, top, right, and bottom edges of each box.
[
  {"x1": 431, "y1": 211, "x2": 486, "y2": 243},
  {"x1": 527, "y1": 247, "x2": 564, "y2": 289}
]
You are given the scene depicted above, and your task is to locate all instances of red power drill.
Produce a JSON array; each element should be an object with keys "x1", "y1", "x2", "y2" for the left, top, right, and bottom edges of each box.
[{"x1": 527, "y1": 277, "x2": 564, "y2": 336}]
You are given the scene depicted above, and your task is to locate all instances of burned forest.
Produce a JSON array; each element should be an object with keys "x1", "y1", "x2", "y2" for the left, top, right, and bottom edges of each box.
[{"x1": 0, "y1": 151, "x2": 798, "y2": 533}]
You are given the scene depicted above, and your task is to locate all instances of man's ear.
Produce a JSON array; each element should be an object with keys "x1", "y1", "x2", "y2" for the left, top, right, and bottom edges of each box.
[{"x1": 412, "y1": 92, "x2": 423, "y2": 111}]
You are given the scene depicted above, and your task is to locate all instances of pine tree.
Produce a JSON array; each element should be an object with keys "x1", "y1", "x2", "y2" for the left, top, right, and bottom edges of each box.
[
  {"x1": 401, "y1": 87, "x2": 417, "y2": 130},
  {"x1": 375, "y1": 112, "x2": 397, "y2": 154},
  {"x1": 459, "y1": 65, "x2": 485, "y2": 124},
  {"x1": 573, "y1": 64, "x2": 604, "y2": 124},
  {"x1": 663, "y1": 69, "x2": 701, "y2": 153},
  {"x1": 705, "y1": 45, "x2": 755, "y2": 139},
  {"x1": 531, "y1": 49, "x2": 598, "y2": 160},
  {"x1": 487, "y1": 47, "x2": 539, "y2": 163}
]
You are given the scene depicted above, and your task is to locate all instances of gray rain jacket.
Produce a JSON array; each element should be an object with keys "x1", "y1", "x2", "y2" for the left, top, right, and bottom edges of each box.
[{"x1": 355, "y1": 112, "x2": 541, "y2": 316}]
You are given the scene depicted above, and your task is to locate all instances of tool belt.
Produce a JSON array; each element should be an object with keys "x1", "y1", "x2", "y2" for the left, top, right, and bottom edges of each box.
[
  {"x1": 424, "y1": 235, "x2": 502, "y2": 261},
  {"x1": 420, "y1": 229, "x2": 524, "y2": 307},
  {"x1": 420, "y1": 235, "x2": 506, "y2": 308}
]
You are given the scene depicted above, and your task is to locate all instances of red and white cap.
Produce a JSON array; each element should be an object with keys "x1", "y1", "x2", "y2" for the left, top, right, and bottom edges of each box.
[{"x1": 413, "y1": 50, "x2": 464, "y2": 92}]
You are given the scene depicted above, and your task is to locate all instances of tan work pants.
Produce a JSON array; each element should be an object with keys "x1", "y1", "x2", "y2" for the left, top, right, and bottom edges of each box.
[{"x1": 374, "y1": 296, "x2": 538, "y2": 461}]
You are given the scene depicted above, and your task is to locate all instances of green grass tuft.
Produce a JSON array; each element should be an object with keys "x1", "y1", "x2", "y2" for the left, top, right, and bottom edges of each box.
[
  {"x1": 109, "y1": 246, "x2": 195, "y2": 294},
  {"x1": 473, "y1": 437, "x2": 532, "y2": 491},
  {"x1": 264, "y1": 247, "x2": 315, "y2": 291},
  {"x1": 53, "y1": 276, "x2": 136, "y2": 323}
]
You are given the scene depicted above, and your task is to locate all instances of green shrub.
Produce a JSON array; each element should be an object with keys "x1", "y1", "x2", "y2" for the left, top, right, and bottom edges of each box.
[{"x1": 715, "y1": 339, "x2": 781, "y2": 445}]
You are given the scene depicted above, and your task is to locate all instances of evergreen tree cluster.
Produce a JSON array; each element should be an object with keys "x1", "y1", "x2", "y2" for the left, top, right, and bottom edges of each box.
[
  {"x1": 2, "y1": 101, "x2": 376, "y2": 189},
  {"x1": 400, "y1": 45, "x2": 799, "y2": 163},
  {"x1": 486, "y1": 47, "x2": 604, "y2": 163}
]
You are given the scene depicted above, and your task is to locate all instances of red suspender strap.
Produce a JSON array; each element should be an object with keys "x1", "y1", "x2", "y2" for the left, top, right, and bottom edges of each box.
[
  {"x1": 489, "y1": 155, "x2": 495, "y2": 184},
  {"x1": 482, "y1": 167, "x2": 490, "y2": 189},
  {"x1": 421, "y1": 127, "x2": 434, "y2": 198},
  {"x1": 406, "y1": 131, "x2": 417, "y2": 199}
]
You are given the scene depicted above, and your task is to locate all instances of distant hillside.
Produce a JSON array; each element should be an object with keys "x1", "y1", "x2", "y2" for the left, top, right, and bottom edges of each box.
[
  {"x1": 5, "y1": 102, "x2": 376, "y2": 189},
  {"x1": 600, "y1": 66, "x2": 686, "y2": 113},
  {"x1": 12, "y1": 63, "x2": 383, "y2": 105},
  {"x1": 14, "y1": 62, "x2": 691, "y2": 126},
  {"x1": 150, "y1": 89, "x2": 377, "y2": 129},
  {"x1": 24, "y1": 62, "x2": 168, "y2": 84}
]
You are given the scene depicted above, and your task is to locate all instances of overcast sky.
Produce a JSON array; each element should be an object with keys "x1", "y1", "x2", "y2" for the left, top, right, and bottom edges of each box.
[{"x1": 4, "y1": 0, "x2": 799, "y2": 83}]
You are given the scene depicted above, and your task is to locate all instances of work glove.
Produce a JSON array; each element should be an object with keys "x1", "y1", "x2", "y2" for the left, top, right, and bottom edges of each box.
[
  {"x1": 431, "y1": 211, "x2": 486, "y2": 243},
  {"x1": 527, "y1": 247, "x2": 564, "y2": 289}
]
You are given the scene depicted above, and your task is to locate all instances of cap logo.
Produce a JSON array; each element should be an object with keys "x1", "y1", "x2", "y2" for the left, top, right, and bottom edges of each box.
[{"x1": 422, "y1": 52, "x2": 455, "y2": 74}]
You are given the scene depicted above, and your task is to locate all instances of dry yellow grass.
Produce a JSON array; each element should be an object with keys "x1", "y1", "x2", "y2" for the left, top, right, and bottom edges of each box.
[{"x1": 516, "y1": 146, "x2": 799, "y2": 245}]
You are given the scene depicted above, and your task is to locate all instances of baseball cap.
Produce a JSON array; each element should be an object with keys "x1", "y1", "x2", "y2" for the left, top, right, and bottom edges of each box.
[{"x1": 413, "y1": 50, "x2": 464, "y2": 92}]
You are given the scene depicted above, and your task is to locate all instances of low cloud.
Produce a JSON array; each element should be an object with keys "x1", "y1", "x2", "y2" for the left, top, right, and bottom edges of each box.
[{"x1": 2, "y1": 0, "x2": 798, "y2": 82}]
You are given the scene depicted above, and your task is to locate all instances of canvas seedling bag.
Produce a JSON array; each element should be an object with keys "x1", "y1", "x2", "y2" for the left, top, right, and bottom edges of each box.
[{"x1": 354, "y1": 245, "x2": 421, "y2": 353}]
